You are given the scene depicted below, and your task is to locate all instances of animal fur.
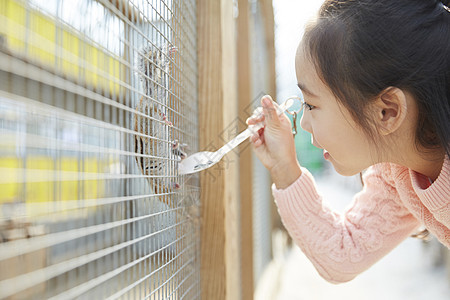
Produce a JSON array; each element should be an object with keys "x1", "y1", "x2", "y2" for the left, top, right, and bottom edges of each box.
[{"x1": 134, "y1": 45, "x2": 186, "y2": 206}]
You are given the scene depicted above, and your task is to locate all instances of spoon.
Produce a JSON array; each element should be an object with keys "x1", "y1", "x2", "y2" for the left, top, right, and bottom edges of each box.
[{"x1": 178, "y1": 97, "x2": 297, "y2": 175}]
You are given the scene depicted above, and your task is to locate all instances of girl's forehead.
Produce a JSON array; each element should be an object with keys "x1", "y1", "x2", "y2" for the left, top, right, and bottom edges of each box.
[
  {"x1": 295, "y1": 43, "x2": 305, "y2": 62},
  {"x1": 295, "y1": 47, "x2": 318, "y2": 82},
  {"x1": 295, "y1": 48, "x2": 338, "y2": 103}
]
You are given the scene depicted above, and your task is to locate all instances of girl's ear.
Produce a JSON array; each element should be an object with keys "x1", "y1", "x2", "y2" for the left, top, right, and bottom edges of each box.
[{"x1": 372, "y1": 87, "x2": 408, "y2": 135}]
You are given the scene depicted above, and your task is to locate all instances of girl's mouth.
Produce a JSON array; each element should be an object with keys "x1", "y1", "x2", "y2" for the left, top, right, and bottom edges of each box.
[
  {"x1": 323, "y1": 149, "x2": 330, "y2": 160},
  {"x1": 311, "y1": 136, "x2": 331, "y2": 160},
  {"x1": 311, "y1": 138, "x2": 330, "y2": 160}
]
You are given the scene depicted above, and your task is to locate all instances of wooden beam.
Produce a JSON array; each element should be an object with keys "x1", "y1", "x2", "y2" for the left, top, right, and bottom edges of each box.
[
  {"x1": 260, "y1": 0, "x2": 276, "y2": 97},
  {"x1": 259, "y1": 0, "x2": 280, "y2": 256},
  {"x1": 197, "y1": 1, "x2": 240, "y2": 299},
  {"x1": 237, "y1": 0, "x2": 254, "y2": 299}
]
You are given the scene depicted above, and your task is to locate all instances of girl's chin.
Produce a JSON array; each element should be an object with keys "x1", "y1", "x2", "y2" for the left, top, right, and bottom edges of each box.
[
  {"x1": 333, "y1": 166, "x2": 361, "y2": 177},
  {"x1": 328, "y1": 159, "x2": 364, "y2": 177}
]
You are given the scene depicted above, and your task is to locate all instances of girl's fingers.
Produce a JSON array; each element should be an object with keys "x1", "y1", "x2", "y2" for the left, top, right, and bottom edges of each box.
[
  {"x1": 261, "y1": 95, "x2": 280, "y2": 127},
  {"x1": 259, "y1": 129, "x2": 265, "y2": 144},
  {"x1": 246, "y1": 115, "x2": 265, "y2": 125},
  {"x1": 250, "y1": 134, "x2": 260, "y2": 146},
  {"x1": 250, "y1": 128, "x2": 265, "y2": 148},
  {"x1": 247, "y1": 105, "x2": 266, "y2": 125}
]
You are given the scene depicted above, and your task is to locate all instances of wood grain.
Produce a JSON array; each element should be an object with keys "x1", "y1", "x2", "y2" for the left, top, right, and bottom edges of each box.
[
  {"x1": 198, "y1": 0, "x2": 241, "y2": 299},
  {"x1": 237, "y1": 0, "x2": 255, "y2": 299}
]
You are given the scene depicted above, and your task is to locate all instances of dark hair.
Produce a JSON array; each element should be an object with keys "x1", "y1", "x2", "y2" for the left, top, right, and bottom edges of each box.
[{"x1": 303, "y1": 0, "x2": 450, "y2": 158}]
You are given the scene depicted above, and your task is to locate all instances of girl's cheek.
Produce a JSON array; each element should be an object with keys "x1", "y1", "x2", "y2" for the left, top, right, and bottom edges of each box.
[
  {"x1": 312, "y1": 126, "x2": 329, "y2": 147},
  {"x1": 300, "y1": 114, "x2": 312, "y2": 134}
]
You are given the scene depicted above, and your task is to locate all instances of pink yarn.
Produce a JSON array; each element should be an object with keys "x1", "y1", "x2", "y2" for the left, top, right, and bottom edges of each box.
[{"x1": 273, "y1": 157, "x2": 449, "y2": 283}]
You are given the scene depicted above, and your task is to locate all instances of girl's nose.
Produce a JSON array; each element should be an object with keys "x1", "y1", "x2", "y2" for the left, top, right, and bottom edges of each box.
[{"x1": 300, "y1": 111, "x2": 312, "y2": 134}]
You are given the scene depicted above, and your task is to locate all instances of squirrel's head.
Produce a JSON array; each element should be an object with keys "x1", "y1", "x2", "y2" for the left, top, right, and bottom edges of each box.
[{"x1": 138, "y1": 44, "x2": 177, "y2": 85}]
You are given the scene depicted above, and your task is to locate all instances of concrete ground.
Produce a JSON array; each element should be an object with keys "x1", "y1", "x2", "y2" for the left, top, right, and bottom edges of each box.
[
  {"x1": 256, "y1": 171, "x2": 450, "y2": 300},
  {"x1": 272, "y1": 238, "x2": 450, "y2": 300}
]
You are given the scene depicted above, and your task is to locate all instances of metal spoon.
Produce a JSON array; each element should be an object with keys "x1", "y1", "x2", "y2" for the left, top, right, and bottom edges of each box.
[{"x1": 178, "y1": 97, "x2": 298, "y2": 175}]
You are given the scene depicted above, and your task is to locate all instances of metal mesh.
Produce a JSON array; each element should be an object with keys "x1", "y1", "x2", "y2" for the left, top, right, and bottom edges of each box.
[{"x1": 0, "y1": 0, "x2": 200, "y2": 299}]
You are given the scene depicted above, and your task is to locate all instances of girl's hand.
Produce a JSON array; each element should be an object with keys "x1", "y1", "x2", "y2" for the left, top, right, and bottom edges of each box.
[{"x1": 246, "y1": 95, "x2": 302, "y2": 189}]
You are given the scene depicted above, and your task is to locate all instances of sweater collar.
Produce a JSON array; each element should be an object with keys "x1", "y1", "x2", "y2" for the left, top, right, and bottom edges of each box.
[{"x1": 410, "y1": 155, "x2": 449, "y2": 211}]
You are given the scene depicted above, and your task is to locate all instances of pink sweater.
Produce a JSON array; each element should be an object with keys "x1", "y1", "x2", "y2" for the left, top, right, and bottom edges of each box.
[{"x1": 272, "y1": 156, "x2": 449, "y2": 283}]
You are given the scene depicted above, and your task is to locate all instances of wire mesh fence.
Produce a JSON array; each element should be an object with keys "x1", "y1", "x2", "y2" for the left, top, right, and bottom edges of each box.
[{"x1": 0, "y1": 0, "x2": 200, "y2": 299}]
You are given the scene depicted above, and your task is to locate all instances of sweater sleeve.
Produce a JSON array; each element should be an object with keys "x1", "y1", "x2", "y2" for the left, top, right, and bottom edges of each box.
[{"x1": 272, "y1": 165, "x2": 420, "y2": 283}]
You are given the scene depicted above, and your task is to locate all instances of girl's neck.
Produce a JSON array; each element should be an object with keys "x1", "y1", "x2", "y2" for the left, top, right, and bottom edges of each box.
[{"x1": 391, "y1": 147, "x2": 445, "y2": 181}]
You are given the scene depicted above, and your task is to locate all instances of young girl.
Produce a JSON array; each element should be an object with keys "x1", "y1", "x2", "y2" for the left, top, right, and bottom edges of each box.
[{"x1": 247, "y1": 0, "x2": 449, "y2": 283}]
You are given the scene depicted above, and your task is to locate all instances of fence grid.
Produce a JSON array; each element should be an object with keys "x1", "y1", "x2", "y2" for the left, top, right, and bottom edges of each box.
[{"x1": 0, "y1": 0, "x2": 200, "y2": 299}]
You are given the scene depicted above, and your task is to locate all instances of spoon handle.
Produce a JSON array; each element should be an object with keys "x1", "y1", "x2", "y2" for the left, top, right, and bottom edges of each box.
[
  {"x1": 215, "y1": 99, "x2": 295, "y2": 158},
  {"x1": 215, "y1": 124, "x2": 262, "y2": 159}
]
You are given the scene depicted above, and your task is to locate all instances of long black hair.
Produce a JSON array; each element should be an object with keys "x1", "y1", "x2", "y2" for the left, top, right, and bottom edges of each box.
[{"x1": 303, "y1": 0, "x2": 450, "y2": 159}]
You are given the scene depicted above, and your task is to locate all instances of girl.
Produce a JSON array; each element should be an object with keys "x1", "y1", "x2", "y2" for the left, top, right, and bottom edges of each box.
[{"x1": 247, "y1": 0, "x2": 449, "y2": 283}]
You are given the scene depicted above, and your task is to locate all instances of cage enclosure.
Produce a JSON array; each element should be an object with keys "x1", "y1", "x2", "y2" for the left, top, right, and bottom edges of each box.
[{"x1": 0, "y1": 0, "x2": 200, "y2": 298}]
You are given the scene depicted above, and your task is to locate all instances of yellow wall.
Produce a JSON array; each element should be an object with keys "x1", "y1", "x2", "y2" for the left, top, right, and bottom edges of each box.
[
  {"x1": 0, "y1": 157, "x2": 110, "y2": 215},
  {"x1": 0, "y1": 0, "x2": 127, "y2": 217},
  {"x1": 0, "y1": 0, "x2": 123, "y2": 93}
]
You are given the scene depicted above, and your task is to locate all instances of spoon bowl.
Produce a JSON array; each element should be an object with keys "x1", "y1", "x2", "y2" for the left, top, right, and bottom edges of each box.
[{"x1": 177, "y1": 151, "x2": 221, "y2": 175}]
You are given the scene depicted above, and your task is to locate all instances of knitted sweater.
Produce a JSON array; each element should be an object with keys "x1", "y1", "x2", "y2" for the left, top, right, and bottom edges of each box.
[{"x1": 272, "y1": 156, "x2": 449, "y2": 283}]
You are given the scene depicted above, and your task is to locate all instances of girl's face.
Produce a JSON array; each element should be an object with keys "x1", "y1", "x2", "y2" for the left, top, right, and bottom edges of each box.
[{"x1": 295, "y1": 45, "x2": 378, "y2": 176}]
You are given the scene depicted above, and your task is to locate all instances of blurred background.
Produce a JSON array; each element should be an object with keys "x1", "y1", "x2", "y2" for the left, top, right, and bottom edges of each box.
[{"x1": 257, "y1": 0, "x2": 450, "y2": 299}]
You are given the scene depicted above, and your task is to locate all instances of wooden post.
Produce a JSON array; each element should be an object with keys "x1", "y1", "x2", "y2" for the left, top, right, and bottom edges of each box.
[
  {"x1": 237, "y1": 0, "x2": 254, "y2": 299},
  {"x1": 260, "y1": 0, "x2": 276, "y2": 98},
  {"x1": 197, "y1": 1, "x2": 241, "y2": 299},
  {"x1": 259, "y1": 0, "x2": 280, "y2": 257}
]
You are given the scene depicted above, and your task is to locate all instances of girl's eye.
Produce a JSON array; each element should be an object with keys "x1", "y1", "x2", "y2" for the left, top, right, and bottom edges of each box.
[{"x1": 304, "y1": 101, "x2": 315, "y2": 110}]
